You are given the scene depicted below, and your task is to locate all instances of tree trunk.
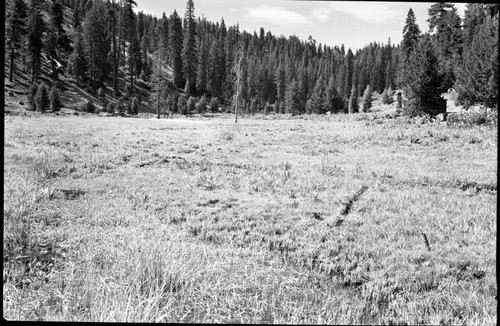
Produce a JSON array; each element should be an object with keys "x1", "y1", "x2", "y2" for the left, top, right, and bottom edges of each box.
[{"x1": 112, "y1": 5, "x2": 118, "y2": 95}]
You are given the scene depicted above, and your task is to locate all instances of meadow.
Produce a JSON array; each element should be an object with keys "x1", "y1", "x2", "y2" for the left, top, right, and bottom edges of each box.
[{"x1": 3, "y1": 110, "x2": 497, "y2": 324}]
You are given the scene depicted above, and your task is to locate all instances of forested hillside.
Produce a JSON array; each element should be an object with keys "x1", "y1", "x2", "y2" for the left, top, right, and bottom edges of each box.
[{"x1": 4, "y1": 0, "x2": 499, "y2": 117}]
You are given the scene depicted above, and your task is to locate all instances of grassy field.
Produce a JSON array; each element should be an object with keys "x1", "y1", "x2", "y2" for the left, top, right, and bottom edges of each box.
[{"x1": 3, "y1": 110, "x2": 497, "y2": 324}]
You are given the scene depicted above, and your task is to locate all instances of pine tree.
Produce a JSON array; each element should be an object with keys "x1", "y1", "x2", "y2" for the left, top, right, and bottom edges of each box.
[
  {"x1": 427, "y1": 2, "x2": 463, "y2": 90},
  {"x1": 68, "y1": 26, "x2": 87, "y2": 86},
  {"x1": 6, "y1": 0, "x2": 27, "y2": 82},
  {"x1": 28, "y1": 83, "x2": 38, "y2": 111},
  {"x1": 196, "y1": 37, "x2": 209, "y2": 95},
  {"x1": 309, "y1": 77, "x2": 326, "y2": 114},
  {"x1": 381, "y1": 86, "x2": 394, "y2": 105},
  {"x1": 343, "y1": 49, "x2": 354, "y2": 100},
  {"x1": 361, "y1": 85, "x2": 372, "y2": 112},
  {"x1": 455, "y1": 14, "x2": 498, "y2": 110},
  {"x1": 72, "y1": 4, "x2": 81, "y2": 29},
  {"x1": 26, "y1": 0, "x2": 45, "y2": 83},
  {"x1": 324, "y1": 76, "x2": 344, "y2": 113},
  {"x1": 128, "y1": 34, "x2": 141, "y2": 93},
  {"x1": 49, "y1": 85, "x2": 62, "y2": 111},
  {"x1": 50, "y1": 0, "x2": 70, "y2": 51},
  {"x1": 402, "y1": 35, "x2": 447, "y2": 116},
  {"x1": 35, "y1": 84, "x2": 50, "y2": 113},
  {"x1": 401, "y1": 8, "x2": 421, "y2": 58},
  {"x1": 348, "y1": 84, "x2": 359, "y2": 114},
  {"x1": 83, "y1": 1, "x2": 110, "y2": 89},
  {"x1": 284, "y1": 79, "x2": 300, "y2": 115},
  {"x1": 169, "y1": 10, "x2": 183, "y2": 89},
  {"x1": 182, "y1": 0, "x2": 198, "y2": 97},
  {"x1": 45, "y1": 23, "x2": 59, "y2": 77},
  {"x1": 275, "y1": 64, "x2": 286, "y2": 108}
]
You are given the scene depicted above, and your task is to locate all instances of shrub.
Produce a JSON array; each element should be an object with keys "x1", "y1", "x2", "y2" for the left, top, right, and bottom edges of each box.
[
  {"x1": 279, "y1": 102, "x2": 286, "y2": 114},
  {"x1": 131, "y1": 97, "x2": 139, "y2": 115},
  {"x1": 85, "y1": 100, "x2": 96, "y2": 113},
  {"x1": 106, "y1": 102, "x2": 115, "y2": 114},
  {"x1": 381, "y1": 87, "x2": 394, "y2": 105},
  {"x1": 196, "y1": 95, "x2": 207, "y2": 113},
  {"x1": 35, "y1": 84, "x2": 50, "y2": 113},
  {"x1": 178, "y1": 95, "x2": 188, "y2": 115},
  {"x1": 210, "y1": 97, "x2": 219, "y2": 113},
  {"x1": 250, "y1": 99, "x2": 257, "y2": 115},
  {"x1": 28, "y1": 83, "x2": 38, "y2": 111},
  {"x1": 98, "y1": 86, "x2": 106, "y2": 103},
  {"x1": 446, "y1": 110, "x2": 497, "y2": 126},
  {"x1": 187, "y1": 96, "x2": 196, "y2": 114},
  {"x1": 49, "y1": 85, "x2": 62, "y2": 111},
  {"x1": 361, "y1": 85, "x2": 372, "y2": 112}
]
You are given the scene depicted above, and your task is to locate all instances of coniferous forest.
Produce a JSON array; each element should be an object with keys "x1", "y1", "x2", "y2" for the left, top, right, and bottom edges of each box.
[{"x1": 5, "y1": 0, "x2": 499, "y2": 118}]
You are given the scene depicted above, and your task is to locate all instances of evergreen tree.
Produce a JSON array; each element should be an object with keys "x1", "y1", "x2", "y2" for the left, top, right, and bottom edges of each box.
[
  {"x1": 381, "y1": 86, "x2": 394, "y2": 105},
  {"x1": 28, "y1": 83, "x2": 38, "y2": 111},
  {"x1": 72, "y1": 4, "x2": 81, "y2": 29},
  {"x1": 187, "y1": 96, "x2": 196, "y2": 114},
  {"x1": 35, "y1": 84, "x2": 50, "y2": 113},
  {"x1": 45, "y1": 23, "x2": 59, "y2": 77},
  {"x1": 401, "y1": 8, "x2": 421, "y2": 58},
  {"x1": 427, "y1": 2, "x2": 463, "y2": 90},
  {"x1": 455, "y1": 14, "x2": 498, "y2": 110},
  {"x1": 284, "y1": 79, "x2": 300, "y2": 115},
  {"x1": 6, "y1": 0, "x2": 27, "y2": 82},
  {"x1": 402, "y1": 35, "x2": 447, "y2": 116},
  {"x1": 49, "y1": 84, "x2": 62, "y2": 111},
  {"x1": 83, "y1": 1, "x2": 110, "y2": 88},
  {"x1": 26, "y1": 0, "x2": 45, "y2": 83},
  {"x1": 275, "y1": 64, "x2": 286, "y2": 108},
  {"x1": 348, "y1": 84, "x2": 359, "y2": 114},
  {"x1": 196, "y1": 37, "x2": 209, "y2": 95},
  {"x1": 169, "y1": 10, "x2": 183, "y2": 89},
  {"x1": 128, "y1": 33, "x2": 141, "y2": 94},
  {"x1": 361, "y1": 85, "x2": 372, "y2": 112},
  {"x1": 309, "y1": 77, "x2": 326, "y2": 114},
  {"x1": 182, "y1": 0, "x2": 198, "y2": 97},
  {"x1": 50, "y1": 0, "x2": 70, "y2": 51},
  {"x1": 208, "y1": 38, "x2": 225, "y2": 100},
  {"x1": 326, "y1": 76, "x2": 344, "y2": 113},
  {"x1": 68, "y1": 26, "x2": 87, "y2": 86},
  {"x1": 343, "y1": 49, "x2": 354, "y2": 100}
]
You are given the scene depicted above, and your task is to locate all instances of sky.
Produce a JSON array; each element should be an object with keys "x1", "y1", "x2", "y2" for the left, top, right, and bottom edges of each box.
[{"x1": 134, "y1": 1, "x2": 467, "y2": 51}]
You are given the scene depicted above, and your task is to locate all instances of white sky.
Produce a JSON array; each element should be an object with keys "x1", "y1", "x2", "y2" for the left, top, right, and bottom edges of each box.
[{"x1": 134, "y1": 0, "x2": 467, "y2": 50}]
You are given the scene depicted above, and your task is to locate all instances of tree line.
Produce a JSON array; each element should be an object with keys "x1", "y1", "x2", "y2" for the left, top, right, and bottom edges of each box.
[{"x1": 5, "y1": 0, "x2": 498, "y2": 117}]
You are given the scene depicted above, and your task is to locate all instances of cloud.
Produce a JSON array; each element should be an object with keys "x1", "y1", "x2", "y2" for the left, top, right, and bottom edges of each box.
[
  {"x1": 309, "y1": 7, "x2": 333, "y2": 23},
  {"x1": 243, "y1": 5, "x2": 310, "y2": 26},
  {"x1": 329, "y1": 1, "x2": 404, "y2": 24}
]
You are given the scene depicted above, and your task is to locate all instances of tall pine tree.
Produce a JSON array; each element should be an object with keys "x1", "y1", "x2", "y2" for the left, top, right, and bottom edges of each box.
[
  {"x1": 26, "y1": 0, "x2": 45, "y2": 83},
  {"x1": 169, "y1": 10, "x2": 183, "y2": 89},
  {"x1": 182, "y1": 0, "x2": 198, "y2": 97},
  {"x1": 6, "y1": 0, "x2": 27, "y2": 82}
]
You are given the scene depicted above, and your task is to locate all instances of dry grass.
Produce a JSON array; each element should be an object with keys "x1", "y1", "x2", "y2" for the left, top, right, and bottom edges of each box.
[{"x1": 3, "y1": 112, "x2": 497, "y2": 324}]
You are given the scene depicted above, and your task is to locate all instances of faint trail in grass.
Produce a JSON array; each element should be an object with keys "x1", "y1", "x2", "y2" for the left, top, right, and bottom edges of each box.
[{"x1": 374, "y1": 173, "x2": 497, "y2": 193}]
